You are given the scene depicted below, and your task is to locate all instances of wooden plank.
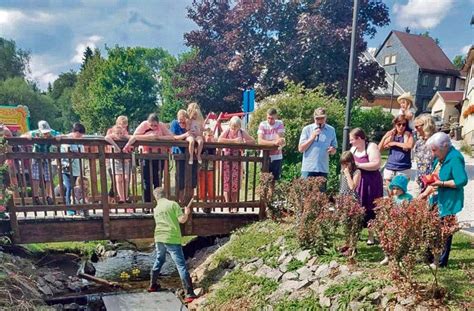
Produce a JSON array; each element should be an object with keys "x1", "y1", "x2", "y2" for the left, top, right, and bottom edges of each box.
[
  {"x1": 15, "y1": 213, "x2": 259, "y2": 243},
  {"x1": 7, "y1": 196, "x2": 20, "y2": 243},
  {"x1": 98, "y1": 145, "x2": 110, "y2": 238},
  {"x1": 102, "y1": 292, "x2": 188, "y2": 311}
]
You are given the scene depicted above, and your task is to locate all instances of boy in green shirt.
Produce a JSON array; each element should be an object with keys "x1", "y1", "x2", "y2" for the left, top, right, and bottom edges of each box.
[{"x1": 148, "y1": 187, "x2": 197, "y2": 303}]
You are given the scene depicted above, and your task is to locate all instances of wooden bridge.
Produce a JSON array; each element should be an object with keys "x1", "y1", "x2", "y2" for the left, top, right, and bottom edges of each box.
[{"x1": 0, "y1": 137, "x2": 274, "y2": 244}]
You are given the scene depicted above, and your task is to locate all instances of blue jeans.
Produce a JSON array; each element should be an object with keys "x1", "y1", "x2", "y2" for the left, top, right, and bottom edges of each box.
[
  {"x1": 62, "y1": 173, "x2": 77, "y2": 215},
  {"x1": 150, "y1": 242, "x2": 194, "y2": 295}
]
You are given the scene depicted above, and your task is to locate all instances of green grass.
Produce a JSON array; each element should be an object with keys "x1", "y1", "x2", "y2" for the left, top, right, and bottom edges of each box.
[
  {"x1": 205, "y1": 269, "x2": 279, "y2": 310},
  {"x1": 286, "y1": 258, "x2": 304, "y2": 271},
  {"x1": 324, "y1": 276, "x2": 388, "y2": 310},
  {"x1": 203, "y1": 221, "x2": 474, "y2": 309},
  {"x1": 460, "y1": 141, "x2": 473, "y2": 157},
  {"x1": 273, "y1": 296, "x2": 322, "y2": 311},
  {"x1": 23, "y1": 240, "x2": 106, "y2": 256}
]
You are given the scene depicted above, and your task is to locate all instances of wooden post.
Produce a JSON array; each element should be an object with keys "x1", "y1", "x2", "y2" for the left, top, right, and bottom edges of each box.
[
  {"x1": 7, "y1": 195, "x2": 20, "y2": 243},
  {"x1": 259, "y1": 150, "x2": 270, "y2": 220},
  {"x1": 98, "y1": 145, "x2": 110, "y2": 239},
  {"x1": 184, "y1": 150, "x2": 193, "y2": 233}
]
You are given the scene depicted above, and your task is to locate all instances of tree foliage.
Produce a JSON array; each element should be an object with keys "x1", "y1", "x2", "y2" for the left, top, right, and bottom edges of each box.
[
  {"x1": 452, "y1": 55, "x2": 466, "y2": 70},
  {"x1": 176, "y1": 0, "x2": 389, "y2": 113},
  {"x1": 50, "y1": 71, "x2": 79, "y2": 132},
  {"x1": 72, "y1": 49, "x2": 105, "y2": 133},
  {"x1": 0, "y1": 77, "x2": 58, "y2": 129},
  {"x1": 249, "y1": 83, "x2": 345, "y2": 192},
  {"x1": 0, "y1": 38, "x2": 30, "y2": 81}
]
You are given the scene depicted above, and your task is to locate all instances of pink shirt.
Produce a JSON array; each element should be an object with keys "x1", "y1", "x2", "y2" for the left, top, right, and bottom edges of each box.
[
  {"x1": 257, "y1": 120, "x2": 285, "y2": 160},
  {"x1": 134, "y1": 121, "x2": 171, "y2": 153}
]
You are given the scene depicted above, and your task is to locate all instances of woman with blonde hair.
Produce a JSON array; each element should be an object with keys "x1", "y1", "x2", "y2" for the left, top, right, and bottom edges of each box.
[
  {"x1": 413, "y1": 114, "x2": 437, "y2": 194},
  {"x1": 186, "y1": 103, "x2": 205, "y2": 165}
]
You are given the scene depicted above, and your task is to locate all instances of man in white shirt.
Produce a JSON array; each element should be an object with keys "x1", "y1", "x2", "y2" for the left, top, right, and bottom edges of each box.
[{"x1": 257, "y1": 108, "x2": 285, "y2": 181}]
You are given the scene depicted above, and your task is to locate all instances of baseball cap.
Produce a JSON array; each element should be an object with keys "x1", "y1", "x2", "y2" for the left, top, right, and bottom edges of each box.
[
  {"x1": 38, "y1": 120, "x2": 52, "y2": 133},
  {"x1": 314, "y1": 108, "x2": 326, "y2": 118}
]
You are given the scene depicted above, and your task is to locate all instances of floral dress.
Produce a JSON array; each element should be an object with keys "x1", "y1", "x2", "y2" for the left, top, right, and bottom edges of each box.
[
  {"x1": 414, "y1": 137, "x2": 433, "y2": 190},
  {"x1": 222, "y1": 129, "x2": 242, "y2": 193}
]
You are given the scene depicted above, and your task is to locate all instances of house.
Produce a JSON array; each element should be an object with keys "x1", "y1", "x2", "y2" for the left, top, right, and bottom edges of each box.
[
  {"x1": 372, "y1": 30, "x2": 459, "y2": 113},
  {"x1": 427, "y1": 91, "x2": 464, "y2": 124},
  {"x1": 460, "y1": 46, "x2": 474, "y2": 144}
]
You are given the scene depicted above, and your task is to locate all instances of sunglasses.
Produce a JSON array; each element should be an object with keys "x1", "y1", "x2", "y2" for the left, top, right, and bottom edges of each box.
[
  {"x1": 396, "y1": 123, "x2": 407, "y2": 127},
  {"x1": 414, "y1": 124, "x2": 423, "y2": 128}
]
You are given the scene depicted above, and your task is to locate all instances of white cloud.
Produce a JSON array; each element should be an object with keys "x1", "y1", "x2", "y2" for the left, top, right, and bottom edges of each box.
[
  {"x1": 27, "y1": 55, "x2": 61, "y2": 89},
  {"x1": 71, "y1": 35, "x2": 103, "y2": 64},
  {"x1": 461, "y1": 45, "x2": 471, "y2": 54},
  {"x1": 367, "y1": 47, "x2": 377, "y2": 56},
  {"x1": 0, "y1": 9, "x2": 53, "y2": 25},
  {"x1": 393, "y1": 0, "x2": 454, "y2": 29}
]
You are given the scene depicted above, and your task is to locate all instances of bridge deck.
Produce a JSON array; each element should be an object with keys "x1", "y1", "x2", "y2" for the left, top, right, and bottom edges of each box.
[{"x1": 1, "y1": 137, "x2": 273, "y2": 243}]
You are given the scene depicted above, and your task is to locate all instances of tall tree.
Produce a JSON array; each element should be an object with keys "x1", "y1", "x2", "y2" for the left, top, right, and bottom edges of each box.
[
  {"x1": 0, "y1": 77, "x2": 58, "y2": 129},
  {"x1": 452, "y1": 55, "x2": 466, "y2": 70},
  {"x1": 50, "y1": 71, "x2": 78, "y2": 131},
  {"x1": 0, "y1": 37, "x2": 30, "y2": 81},
  {"x1": 72, "y1": 49, "x2": 106, "y2": 133},
  {"x1": 176, "y1": 0, "x2": 390, "y2": 113},
  {"x1": 72, "y1": 47, "x2": 159, "y2": 133},
  {"x1": 81, "y1": 46, "x2": 94, "y2": 71}
]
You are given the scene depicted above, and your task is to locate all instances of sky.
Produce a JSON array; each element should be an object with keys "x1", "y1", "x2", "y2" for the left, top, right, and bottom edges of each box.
[{"x1": 0, "y1": 0, "x2": 473, "y2": 90}]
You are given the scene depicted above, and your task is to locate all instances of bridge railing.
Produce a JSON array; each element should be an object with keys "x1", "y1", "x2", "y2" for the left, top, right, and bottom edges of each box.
[{"x1": 2, "y1": 137, "x2": 274, "y2": 239}]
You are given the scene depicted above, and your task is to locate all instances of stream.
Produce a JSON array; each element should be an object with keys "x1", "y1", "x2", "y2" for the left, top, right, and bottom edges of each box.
[{"x1": 37, "y1": 236, "x2": 227, "y2": 310}]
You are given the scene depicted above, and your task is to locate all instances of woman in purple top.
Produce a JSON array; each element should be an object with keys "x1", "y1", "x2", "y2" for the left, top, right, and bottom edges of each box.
[
  {"x1": 350, "y1": 128, "x2": 383, "y2": 245},
  {"x1": 378, "y1": 115, "x2": 414, "y2": 193}
]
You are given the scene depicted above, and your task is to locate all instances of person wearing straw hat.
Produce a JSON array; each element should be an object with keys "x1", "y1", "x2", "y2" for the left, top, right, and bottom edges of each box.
[{"x1": 397, "y1": 92, "x2": 416, "y2": 131}]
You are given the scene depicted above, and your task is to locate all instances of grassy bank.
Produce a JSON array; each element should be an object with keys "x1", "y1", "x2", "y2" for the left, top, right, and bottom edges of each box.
[{"x1": 199, "y1": 220, "x2": 474, "y2": 310}]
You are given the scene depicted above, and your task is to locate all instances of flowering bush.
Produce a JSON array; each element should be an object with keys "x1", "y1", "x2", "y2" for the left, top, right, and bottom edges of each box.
[
  {"x1": 462, "y1": 105, "x2": 474, "y2": 118},
  {"x1": 334, "y1": 195, "x2": 365, "y2": 259},
  {"x1": 369, "y1": 198, "x2": 459, "y2": 297},
  {"x1": 292, "y1": 177, "x2": 338, "y2": 254}
]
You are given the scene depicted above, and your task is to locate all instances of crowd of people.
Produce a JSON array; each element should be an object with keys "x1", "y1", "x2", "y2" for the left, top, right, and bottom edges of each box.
[
  {"x1": 1, "y1": 93, "x2": 468, "y2": 270},
  {"x1": 1, "y1": 92, "x2": 469, "y2": 302}
]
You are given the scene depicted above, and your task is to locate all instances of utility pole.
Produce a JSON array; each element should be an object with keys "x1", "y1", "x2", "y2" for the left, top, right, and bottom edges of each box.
[{"x1": 342, "y1": 0, "x2": 360, "y2": 152}]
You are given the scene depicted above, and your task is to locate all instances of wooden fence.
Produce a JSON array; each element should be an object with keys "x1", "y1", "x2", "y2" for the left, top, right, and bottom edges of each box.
[{"x1": 1, "y1": 137, "x2": 275, "y2": 242}]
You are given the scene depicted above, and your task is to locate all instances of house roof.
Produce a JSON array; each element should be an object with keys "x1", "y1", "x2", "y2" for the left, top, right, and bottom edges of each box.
[
  {"x1": 376, "y1": 31, "x2": 459, "y2": 75},
  {"x1": 428, "y1": 91, "x2": 463, "y2": 109},
  {"x1": 438, "y1": 91, "x2": 464, "y2": 102},
  {"x1": 361, "y1": 51, "x2": 405, "y2": 97}
]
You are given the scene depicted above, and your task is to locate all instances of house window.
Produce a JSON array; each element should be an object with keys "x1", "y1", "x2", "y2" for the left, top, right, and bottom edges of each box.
[
  {"x1": 387, "y1": 38, "x2": 392, "y2": 47},
  {"x1": 422, "y1": 74, "x2": 429, "y2": 86},
  {"x1": 435, "y1": 76, "x2": 440, "y2": 87},
  {"x1": 390, "y1": 54, "x2": 397, "y2": 64},
  {"x1": 422, "y1": 99, "x2": 430, "y2": 111},
  {"x1": 384, "y1": 55, "x2": 390, "y2": 65},
  {"x1": 446, "y1": 77, "x2": 451, "y2": 88}
]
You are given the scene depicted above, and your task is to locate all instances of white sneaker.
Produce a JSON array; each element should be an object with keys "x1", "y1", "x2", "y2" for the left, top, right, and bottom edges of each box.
[
  {"x1": 429, "y1": 263, "x2": 437, "y2": 270},
  {"x1": 380, "y1": 257, "x2": 389, "y2": 265}
]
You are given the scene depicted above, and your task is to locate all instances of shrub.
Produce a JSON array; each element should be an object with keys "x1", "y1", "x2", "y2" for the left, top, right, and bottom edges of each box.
[
  {"x1": 334, "y1": 195, "x2": 365, "y2": 259},
  {"x1": 249, "y1": 82, "x2": 345, "y2": 185},
  {"x1": 293, "y1": 177, "x2": 338, "y2": 254},
  {"x1": 351, "y1": 104, "x2": 393, "y2": 142},
  {"x1": 257, "y1": 173, "x2": 289, "y2": 220},
  {"x1": 369, "y1": 198, "x2": 459, "y2": 297}
]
